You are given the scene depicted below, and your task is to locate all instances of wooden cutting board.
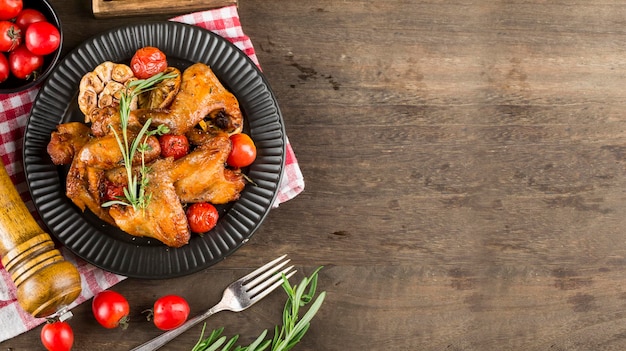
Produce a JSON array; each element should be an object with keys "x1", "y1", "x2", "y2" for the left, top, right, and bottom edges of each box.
[{"x1": 92, "y1": 0, "x2": 238, "y2": 19}]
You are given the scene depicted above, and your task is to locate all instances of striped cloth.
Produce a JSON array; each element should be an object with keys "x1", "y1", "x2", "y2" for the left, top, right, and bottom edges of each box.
[{"x1": 0, "y1": 5, "x2": 303, "y2": 343}]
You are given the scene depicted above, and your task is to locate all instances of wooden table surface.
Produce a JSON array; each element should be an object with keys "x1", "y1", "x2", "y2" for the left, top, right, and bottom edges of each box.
[{"x1": 4, "y1": 0, "x2": 626, "y2": 350}]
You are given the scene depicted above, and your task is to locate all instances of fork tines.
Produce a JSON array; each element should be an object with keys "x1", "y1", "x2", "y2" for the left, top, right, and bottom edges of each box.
[{"x1": 243, "y1": 254, "x2": 296, "y2": 300}]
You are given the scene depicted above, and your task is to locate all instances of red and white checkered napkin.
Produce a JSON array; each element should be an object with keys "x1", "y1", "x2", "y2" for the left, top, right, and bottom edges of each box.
[{"x1": 0, "y1": 5, "x2": 304, "y2": 342}]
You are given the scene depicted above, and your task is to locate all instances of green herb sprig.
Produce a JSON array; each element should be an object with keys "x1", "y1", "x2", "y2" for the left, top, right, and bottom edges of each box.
[
  {"x1": 191, "y1": 267, "x2": 326, "y2": 351},
  {"x1": 101, "y1": 72, "x2": 177, "y2": 210}
]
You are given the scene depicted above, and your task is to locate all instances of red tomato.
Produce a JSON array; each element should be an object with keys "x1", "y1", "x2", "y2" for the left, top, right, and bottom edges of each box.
[
  {"x1": 14, "y1": 8, "x2": 47, "y2": 32},
  {"x1": 130, "y1": 46, "x2": 167, "y2": 79},
  {"x1": 25, "y1": 21, "x2": 60, "y2": 56},
  {"x1": 41, "y1": 321, "x2": 73, "y2": 351},
  {"x1": 227, "y1": 133, "x2": 256, "y2": 168},
  {"x1": 0, "y1": 21, "x2": 20, "y2": 52},
  {"x1": 9, "y1": 44, "x2": 42, "y2": 79},
  {"x1": 158, "y1": 134, "x2": 189, "y2": 160},
  {"x1": 0, "y1": 52, "x2": 8, "y2": 83},
  {"x1": 101, "y1": 179, "x2": 126, "y2": 202},
  {"x1": 0, "y1": 0, "x2": 22, "y2": 21},
  {"x1": 186, "y1": 202, "x2": 219, "y2": 233},
  {"x1": 152, "y1": 295, "x2": 190, "y2": 331},
  {"x1": 92, "y1": 290, "x2": 130, "y2": 329}
]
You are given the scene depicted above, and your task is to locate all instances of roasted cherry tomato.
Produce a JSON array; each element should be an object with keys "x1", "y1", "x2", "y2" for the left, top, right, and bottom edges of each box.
[
  {"x1": 186, "y1": 202, "x2": 219, "y2": 233},
  {"x1": 0, "y1": 20, "x2": 20, "y2": 52},
  {"x1": 0, "y1": 0, "x2": 22, "y2": 21},
  {"x1": 227, "y1": 133, "x2": 256, "y2": 168},
  {"x1": 151, "y1": 295, "x2": 190, "y2": 331},
  {"x1": 9, "y1": 44, "x2": 42, "y2": 79},
  {"x1": 158, "y1": 134, "x2": 189, "y2": 160},
  {"x1": 14, "y1": 8, "x2": 47, "y2": 32},
  {"x1": 130, "y1": 46, "x2": 167, "y2": 79},
  {"x1": 92, "y1": 290, "x2": 130, "y2": 329},
  {"x1": 0, "y1": 52, "x2": 8, "y2": 83},
  {"x1": 41, "y1": 321, "x2": 73, "y2": 351},
  {"x1": 25, "y1": 21, "x2": 60, "y2": 56},
  {"x1": 101, "y1": 179, "x2": 126, "y2": 202}
]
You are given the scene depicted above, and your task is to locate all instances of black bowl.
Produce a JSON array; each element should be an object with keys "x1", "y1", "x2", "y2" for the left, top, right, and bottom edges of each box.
[{"x1": 0, "y1": 0, "x2": 62, "y2": 94}]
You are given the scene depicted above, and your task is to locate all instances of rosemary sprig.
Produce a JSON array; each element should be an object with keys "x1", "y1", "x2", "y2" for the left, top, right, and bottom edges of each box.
[
  {"x1": 191, "y1": 267, "x2": 326, "y2": 351},
  {"x1": 101, "y1": 71, "x2": 177, "y2": 210}
]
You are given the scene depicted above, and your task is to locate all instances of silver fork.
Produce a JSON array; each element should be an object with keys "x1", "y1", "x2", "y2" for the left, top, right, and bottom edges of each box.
[{"x1": 130, "y1": 255, "x2": 296, "y2": 351}]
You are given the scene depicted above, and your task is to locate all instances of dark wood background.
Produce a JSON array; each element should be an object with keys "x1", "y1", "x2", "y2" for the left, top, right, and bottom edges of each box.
[{"x1": 4, "y1": 0, "x2": 626, "y2": 350}]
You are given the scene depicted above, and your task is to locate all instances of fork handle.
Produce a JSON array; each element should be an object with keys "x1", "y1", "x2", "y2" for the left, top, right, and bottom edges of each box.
[{"x1": 130, "y1": 304, "x2": 226, "y2": 351}]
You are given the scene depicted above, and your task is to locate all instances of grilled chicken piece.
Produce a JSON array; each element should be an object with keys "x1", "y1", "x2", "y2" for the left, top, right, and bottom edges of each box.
[
  {"x1": 109, "y1": 158, "x2": 191, "y2": 248},
  {"x1": 47, "y1": 122, "x2": 92, "y2": 165},
  {"x1": 65, "y1": 130, "x2": 161, "y2": 224},
  {"x1": 172, "y1": 132, "x2": 245, "y2": 204},
  {"x1": 66, "y1": 161, "x2": 114, "y2": 224},
  {"x1": 135, "y1": 63, "x2": 243, "y2": 135}
]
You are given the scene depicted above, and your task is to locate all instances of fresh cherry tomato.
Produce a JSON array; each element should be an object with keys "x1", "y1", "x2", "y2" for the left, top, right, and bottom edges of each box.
[
  {"x1": 0, "y1": 20, "x2": 20, "y2": 52},
  {"x1": 92, "y1": 290, "x2": 130, "y2": 329},
  {"x1": 158, "y1": 134, "x2": 189, "y2": 160},
  {"x1": 0, "y1": 52, "x2": 8, "y2": 83},
  {"x1": 14, "y1": 8, "x2": 47, "y2": 32},
  {"x1": 130, "y1": 46, "x2": 167, "y2": 79},
  {"x1": 25, "y1": 21, "x2": 60, "y2": 56},
  {"x1": 41, "y1": 321, "x2": 73, "y2": 351},
  {"x1": 0, "y1": 0, "x2": 22, "y2": 21},
  {"x1": 227, "y1": 133, "x2": 256, "y2": 168},
  {"x1": 151, "y1": 295, "x2": 190, "y2": 331},
  {"x1": 186, "y1": 202, "x2": 219, "y2": 233},
  {"x1": 9, "y1": 44, "x2": 42, "y2": 79}
]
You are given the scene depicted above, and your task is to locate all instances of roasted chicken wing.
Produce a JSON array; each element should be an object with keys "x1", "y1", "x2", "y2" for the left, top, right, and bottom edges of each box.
[
  {"x1": 135, "y1": 63, "x2": 243, "y2": 135},
  {"x1": 109, "y1": 158, "x2": 191, "y2": 248},
  {"x1": 66, "y1": 161, "x2": 113, "y2": 224},
  {"x1": 64, "y1": 129, "x2": 161, "y2": 224},
  {"x1": 172, "y1": 132, "x2": 245, "y2": 204}
]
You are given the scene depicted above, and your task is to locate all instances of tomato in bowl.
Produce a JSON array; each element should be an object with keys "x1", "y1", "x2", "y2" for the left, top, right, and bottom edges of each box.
[{"x1": 0, "y1": 0, "x2": 61, "y2": 94}]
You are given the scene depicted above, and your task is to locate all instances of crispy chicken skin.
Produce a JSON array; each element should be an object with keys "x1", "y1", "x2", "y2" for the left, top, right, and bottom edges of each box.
[
  {"x1": 109, "y1": 158, "x2": 191, "y2": 248},
  {"x1": 172, "y1": 132, "x2": 245, "y2": 204},
  {"x1": 47, "y1": 122, "x2": 92, "y2": 165},
  {"x1": 134, "y1": 63, "x2": 243, "y2": 135}
]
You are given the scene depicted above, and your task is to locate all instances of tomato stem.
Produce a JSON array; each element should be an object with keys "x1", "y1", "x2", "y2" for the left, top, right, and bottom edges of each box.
[
  {"x1": 142, "y1": 308, "x2": 154, "y2": 322},
  {"x1": 118, "y1": 315, "x2": 130, "y2": 330}
]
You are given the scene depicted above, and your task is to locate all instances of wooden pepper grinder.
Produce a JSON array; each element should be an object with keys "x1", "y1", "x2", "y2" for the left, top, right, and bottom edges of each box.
[{"x1": 0, "y1": 163, "x2": 81, "y2": 318}]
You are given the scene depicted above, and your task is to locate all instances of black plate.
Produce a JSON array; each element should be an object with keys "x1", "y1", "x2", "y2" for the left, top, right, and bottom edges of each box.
[{"x1": 23, "y1": 22, "x2": 285, "y2": 279}]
